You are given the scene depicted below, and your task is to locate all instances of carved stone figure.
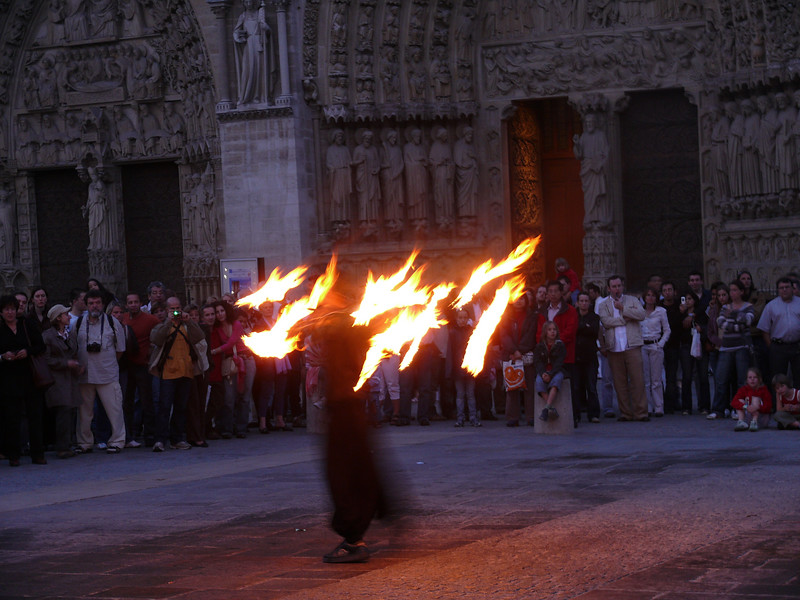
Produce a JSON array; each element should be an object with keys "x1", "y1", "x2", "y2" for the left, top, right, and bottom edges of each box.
[
  {"x1": 233, "y1": 0, "x2": 273, "y2": 106},
  {"x1": 110, "y1": 105, "x2": 138, "y2": 157},
  {"x1": 709, "y1": 105, "x2": 730, "y2": 200},
  {"x1": 380, "y1": 47, "x2": 399, "y2": 101},
  {"x1": 83, "y1": 167, "x2": 113, "y2": 251},
  {"x1": 39, "y1": 113, "x2": 64, "y2": 164},
  {"x1": 407, "y1": 48, "x2": 427, "y2": 102},
  {"x1": 380, "y1": 129, "x2": 404, "y2": 232},
  {"x1": 17, "y1": 116, "x2": 38, "y2": 166},
  {"x1": 403, "y1": 128, "x2": 429, "y2": 229},
  {"x1": 725, "y1": 101, "x2": 744, "y2": 198},
  {"x1": 0, "y1": 187, "x2": 15, "y2": 265},
  {"x1": 163, "y1": 102, "x2": 185, "y2": 154},
  {"x1": 430, "y1": 46, "x2": 451, "y2": 100},
  {"x1": 326, "y1": 129, "x2": 352, "y2": 223},
  {"x1": 138, "y1": 103, "x2": 166, "y2": 155},
  {"x1": 382, "y1": 4, "x2": 400, "y2": 46},
  {"x1": 352, "y1": 130, "x2": 381, "y2": 233},
  {"x1": 572, "y1": 113, "x2": 611, "y2": 229},
  {"x1": 330, "y1": 2, "x2": 347, "y2": 48},
  {"x1": 774, "y1": 92, "x2": 797, "y2": 190},
  {"x1": 64, "y1": 0, "x2": 88, "y2": 43},
  {"x1": 90, "y1": 0, "x2": 116, "y2": 38},
  {"x1": 453, "y1": 126, "x2": 478, "y2": 219},
  {"x1": 429, "y1": 127, "x2": 454, "y2": 230},
  {"x1": 756, "y1": 95, "x2": 779, "y2": 195},
  {"x1": 187, "y1": 166, "x2": 217, "y2": 250},
  {"x1": 740, "y1": 99, "x2": 761, "y2": 196}
]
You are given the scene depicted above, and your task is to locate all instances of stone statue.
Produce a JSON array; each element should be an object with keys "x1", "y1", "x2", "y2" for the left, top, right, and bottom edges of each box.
[
  {"x1": 330, "y1": 3, "x2": 347, "y2": 48},
  {"x1": 407, "y1": 48, "x2": 427, "y2": 102},
  {"x1": 326, "y1": 129, "x2": 352, "y2": 223},
  {"x1": 774, "y1": 92, "x2": 797, "y2": 190},
  {"x1": 756, "y1": 95, "x2": 779, "y2": 195},
  {"x1": 453, "y1": 126, "x2": 478, "y2": 219},
  {"x1": 429, "y1": 127, "x2": 454, "y2": 230},
  {"x1": 709, "y1": 105, "x2": 730, "y2": 200},
  {"x1": 233, "y1": 0, "x2": 273, "y2": 106},
  {"x1": 0, "y1": 187, "x2": 15, "y2": 265},
  {"x1": 187, "y1": 166, "x2": 216, "y2": 250},
  {"x1": 352, "y1": 130, "x2": 381, "y2": 234},
  {"x1": 403, "y1": 128, "x2": 429, "y2": 229},
  {"x1": 740, "y1": 99, "x2": 762, "y2": 197},
  {"x1": 572, "y1": 113, "x2": 611, "y2": 229},
  {"x1": 163, "y1": 102, "x2": 185, "y2": 154},
  {"x1": 380, "y1": 129, "x2": 404, "y2": 232},
  {"x1": 725, "y1": 101, "x2": 744, "y2": 198},
  {"x1": 82, "y1": 167, "x2": 113, "y2": 251},
  {"x1": 89, "y1": 0, "x2": 116, "y2": 38},
  {"x1": 138, "y1": 103, "x2": 166, "y2": 155},
  {"x1": 64, "y1": 0, "x2": 88, "y2": 43},
  {"x1": 430, "y1": 45, "x2": 451, "y2": 100}
]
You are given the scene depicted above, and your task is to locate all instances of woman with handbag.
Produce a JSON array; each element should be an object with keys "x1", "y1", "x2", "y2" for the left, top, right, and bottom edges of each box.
[
  {"x1": 208, "y1": 301, "x2": 248, "y2": 439},
  {"x1": 42, "y1": 304, "x2": 84, "y2": 459},
  {"x1": 0, "y1": 294, "x2": 47, "y2": 466},
  {"x1": 678, "y1": 291, "x2": 711, "y2": 415}
]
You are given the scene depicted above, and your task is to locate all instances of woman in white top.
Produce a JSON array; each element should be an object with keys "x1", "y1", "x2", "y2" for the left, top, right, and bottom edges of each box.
[{"x1": 641, "y1": 288, "x2": 671, "y2": 416}]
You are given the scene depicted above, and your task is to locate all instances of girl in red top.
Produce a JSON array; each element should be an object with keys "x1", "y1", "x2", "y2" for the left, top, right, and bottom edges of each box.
[{"x1": 731, "y1": 367, "x2": 772, "y2": 432}]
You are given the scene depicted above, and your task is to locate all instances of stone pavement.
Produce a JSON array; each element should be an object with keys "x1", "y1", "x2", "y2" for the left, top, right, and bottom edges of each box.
[{"x1": 1, "y1": 414, "x2": 799, "y2": 599}]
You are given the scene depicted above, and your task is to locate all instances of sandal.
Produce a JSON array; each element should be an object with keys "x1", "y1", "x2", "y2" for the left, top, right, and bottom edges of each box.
[{"x1": 322, "y1": 540, "x2": 370, "y2": 563}]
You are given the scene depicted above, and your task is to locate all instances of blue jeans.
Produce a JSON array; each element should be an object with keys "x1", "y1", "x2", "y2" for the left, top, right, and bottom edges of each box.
[
  {"x1": 399, "y1": 344, "x2": 437, "y2": 421},
  {"x1": 454, "y1": 375, "x2": 476, "y2": 421},
  {"x1": 713, "y1": 347, "x2": 752, "y2": 414},
  {"x1": 156, "y1": 377, "x2": 191, "y2": 444}
]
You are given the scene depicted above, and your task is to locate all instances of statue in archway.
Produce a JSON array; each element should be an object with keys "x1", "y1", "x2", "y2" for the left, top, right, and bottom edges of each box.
[
  {"x1": 0, "y1": 186, "x2": 16, "y2": 265},
  {"x1": 572, "y1": 113, "x2": 612, "y2": 229},
  {"x1": 82, "y1": 167, "x2": 113, "y2": 251}
]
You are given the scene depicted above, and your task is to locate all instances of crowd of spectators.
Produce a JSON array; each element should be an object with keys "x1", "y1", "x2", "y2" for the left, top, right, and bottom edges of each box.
[{"x1": 1, "y1": 261, "x2": 799, "y2": 467}]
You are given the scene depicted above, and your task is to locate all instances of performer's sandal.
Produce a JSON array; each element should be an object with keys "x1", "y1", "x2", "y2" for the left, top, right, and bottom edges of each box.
[{"x1": 322, "y1": 540, "x2": 370, "y2": 563}]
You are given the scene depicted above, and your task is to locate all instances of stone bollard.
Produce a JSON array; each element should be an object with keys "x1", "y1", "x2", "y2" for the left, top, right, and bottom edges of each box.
[{"x1": 533, "y1": 379, "x2": 574, "y2": 435}]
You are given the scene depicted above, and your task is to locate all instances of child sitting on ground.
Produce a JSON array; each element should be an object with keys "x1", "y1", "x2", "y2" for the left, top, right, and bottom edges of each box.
[
  {"x1": 731, "y1": 367, "x2": 772, "y2": 431},
  {"x1": 772, "y1": 374, "x2": 800, "y2": 430},
  {"x1": 534, "y1": 320, "x2": 566, "y2": 422}
]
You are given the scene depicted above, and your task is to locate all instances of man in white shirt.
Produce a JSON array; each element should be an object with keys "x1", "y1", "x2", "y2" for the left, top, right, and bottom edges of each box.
[{"x1": 598, "y1": 275, "x2": 648, "y2": 422}]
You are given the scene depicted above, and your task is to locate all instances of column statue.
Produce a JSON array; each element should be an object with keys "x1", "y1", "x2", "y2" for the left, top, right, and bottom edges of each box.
[
  {"x1": 352, "y1": 130, "x2": 381, "y2": 235},
  {"x1": 429, "y1": 127, "x2": 454, "y2": 230},
  {"x1": 326, "y1": 129, "x2": 352, "y2": 224},
  {"x1": 380, "y1": 129, "x2": 404, "y2": 232},
  {"x1": 403, "y1": 128, "x2": 429, "y2": 230},
  {"x1": 453, "y1": 126, "x2": 478, "y2": 219},
  {"x1": 233, "y1": 0, "x2": 274, "y2": 105},
  {"x1": 0, "y1": 187, "x2": 16, "y2": 265},
  {"x1": 572, "y1": 113, "x2": 612, "y2": 229},
  {"x1": 82, "y1": 167, "x2": 113, "y2": 250}
]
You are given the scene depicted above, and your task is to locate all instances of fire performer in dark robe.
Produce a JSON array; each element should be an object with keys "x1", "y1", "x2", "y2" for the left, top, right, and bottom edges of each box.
[{"x1": 315, "y1": 290, "x2": 391, "y2": 564}]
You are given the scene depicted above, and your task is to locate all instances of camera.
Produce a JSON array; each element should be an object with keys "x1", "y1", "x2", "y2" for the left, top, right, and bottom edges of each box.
[
  {"x1": 172, "y1": 309, "x2": 181, "y2": 317},
  {"x1": 680, "y1": 296, "x2": 686, "y2": 304},
  {"x1": 86, "y1": 342, "x2": 102, "y2": 353}
]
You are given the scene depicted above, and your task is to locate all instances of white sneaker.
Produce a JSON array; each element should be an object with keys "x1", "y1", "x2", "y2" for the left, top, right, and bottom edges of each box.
[
  {"x1": 96, "y1": 442, "x2": 108, "y2": 450},
  {"x1": 749, "y1": 419, "x2": 759, "y2": 432},
  {"x1": 706, "y1": 412, "x2": 718, "y2": 420},
  {"x1": 724, "y1": 409, "x2": 731, "y2": 419},
  {"x1": 152, "y1": 442, "x2": 165, "y2": 453},
  {"x1": 125, "y1": 440, "x2": 141, "y2": 448},
  {"x1": 734, "y1": 420, "x2": 748, "y2": 432}
]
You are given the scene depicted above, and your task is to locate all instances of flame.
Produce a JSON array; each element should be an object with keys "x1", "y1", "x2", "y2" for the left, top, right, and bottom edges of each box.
[
  {"x1": 237, "y1": 265, "x2": 308, "y2": 309},
  {"x1": 452, "y1": 236, "x2": 540, "y2": 309},
  {"x1": 242, "y1": 257, "x2": 337, "y2": 358},
  {"x1": 354, "y1": 283, "x2": 455, "y2": 392},
  {"x1": 351, "y1": 250, "x2": 430, "y2": 325},
  {"x1": 461, "y1": 275, "x2": 527, "y2": 376}
]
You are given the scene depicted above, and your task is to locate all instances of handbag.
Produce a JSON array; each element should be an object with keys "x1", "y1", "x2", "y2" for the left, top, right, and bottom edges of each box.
[
  {"x1": 690, "y1": 328, "x2": 703, "y2": 359},
  {"x1": 502, "y1": 359, "x2": 526, "y2": 391},
  {"x1": 23, "y1": 323, "x2": 54, "y2": 389},
  {"x1": 220, "y1": 345, "x2": 237, "y2": 377}
]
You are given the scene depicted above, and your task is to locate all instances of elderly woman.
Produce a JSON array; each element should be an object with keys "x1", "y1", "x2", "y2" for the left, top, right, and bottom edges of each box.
[
  {"x1": 0, "y1": 294, "x2": 46, "y2": 466},
  {"x1": 42, "y1": 304, "x2": 84, "y2": 459}
]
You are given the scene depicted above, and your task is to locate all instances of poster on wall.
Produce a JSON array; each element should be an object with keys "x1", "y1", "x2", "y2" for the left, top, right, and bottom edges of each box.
[{"x1": 220, "y1": 258, "x2": 258, "y2": 298}]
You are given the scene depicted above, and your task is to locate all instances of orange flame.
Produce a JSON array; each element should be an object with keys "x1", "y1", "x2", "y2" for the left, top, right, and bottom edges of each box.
[
  {"x1": 237, "y1": 265, "x2": 308, "y2": 309},
  {"x1": 354, "y1": 282, "x2": 454, "y2": 392},
  {"x1": 452, "y1": 236, "x2": 540, "y2": 309},
  {"x1": 242, "y1": 257, "x2": 337, "y2": 358},
  {"x1": 351, "y1": 251, "x2": 430, "y2": 325},
  {"x1": 461, "y1": 275, "x2": 527, "y2": 376}
]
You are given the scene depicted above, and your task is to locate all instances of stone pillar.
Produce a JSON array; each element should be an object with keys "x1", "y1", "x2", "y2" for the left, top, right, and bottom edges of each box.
[
  {"x1": 273, "y1": 0, "x2": 292, "y2": 105},
  {"x1": 569, "y1": 92, "x2": 627, "y2": 288},
  {"x1": 208, "y1": 0, "x2": 234, "y2": 112}
]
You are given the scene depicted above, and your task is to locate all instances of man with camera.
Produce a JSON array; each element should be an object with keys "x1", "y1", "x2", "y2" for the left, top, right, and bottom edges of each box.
[
  {"x1": 150, "y1": 297, "x2": 205, "y2": 452},
  {"x1": 72, "y1": 289, "x2": 127, "y2": 454}
]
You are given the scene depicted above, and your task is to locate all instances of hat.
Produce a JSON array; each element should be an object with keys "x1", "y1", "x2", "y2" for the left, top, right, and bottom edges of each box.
[{"x1": 47, "y1": 304, "x2": 70, "y2": 322}]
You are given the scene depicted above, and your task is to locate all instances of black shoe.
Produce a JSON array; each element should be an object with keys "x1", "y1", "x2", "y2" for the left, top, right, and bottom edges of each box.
[
  {"x1": 418, "y1": 418, "x2": 430, "y2": 426},
  {"x1": 220, "y1": 432, "x2": 232, "y2": 439},
  {"x1": 235, "y1": 433, "x2": 246, "y2": 439},
  {"x1": 323, "y1": 540, "x2": 370, "y2": 564},
  {"x1": 506, "y1": 420, "x2": 519, "y2": 427},
  {"x1": 259, "y1": 427, "x2": 270, "y2": 434},
  {"x1": 539, "y1": 408, "x2": 550, "y2": 421}
]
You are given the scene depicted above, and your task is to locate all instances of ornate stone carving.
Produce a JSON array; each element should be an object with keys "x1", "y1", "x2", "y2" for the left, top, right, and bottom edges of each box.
[
  {"x1": 379, "y1": 129, "x2": 404, "y2": 234},
  {"x1": 0, "y1": 184, "x2": 16, "y2": 266},
  {"x1": 429, "y1": 126, "x2": 454, "y2": 231},
  {"x1": 453, "y1": 125, "x2": 477, "y2": 235},
  {"x1": 403, "y1": 127, "x2": 429, "y2": 232},
  {"x1": 352, "y1": 129, "x2": 381, "y2": 237},
  {"x1": 326, "y1": 128, "x2": 352, "y2": 228},
  {"x1": 184, "y1": 163, "x2": 218, "y2": 252},
  {"x1": 572, "y1": 112, "x2": 612, "y2": 230}
]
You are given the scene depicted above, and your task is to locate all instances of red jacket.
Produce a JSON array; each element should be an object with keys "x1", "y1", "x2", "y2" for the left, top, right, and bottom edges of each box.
[{"x1": 537, "y1": 303, "x2": 578, "y2": 364}]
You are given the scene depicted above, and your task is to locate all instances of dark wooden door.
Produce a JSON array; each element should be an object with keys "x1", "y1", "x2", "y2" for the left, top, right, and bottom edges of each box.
[
  {"x1": 121, "y1": 163, "x2": 184, "y2": 301},
  {"x1": 36, "y1": 170, "x2": 90, "y2": 301},
  {"x1": 621, "y1": 90, "x2": 701, "y2": 290}
]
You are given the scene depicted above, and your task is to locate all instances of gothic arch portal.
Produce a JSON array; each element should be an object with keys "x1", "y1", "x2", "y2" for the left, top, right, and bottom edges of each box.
[{"x1": 0, "y1": 0, "x2": 221, "y2": 302}]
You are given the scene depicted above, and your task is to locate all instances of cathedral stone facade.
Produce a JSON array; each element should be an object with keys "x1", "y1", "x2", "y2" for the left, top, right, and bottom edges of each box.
[{"x1": 0, "y1": 1, "x2": 798, "y2": 300}]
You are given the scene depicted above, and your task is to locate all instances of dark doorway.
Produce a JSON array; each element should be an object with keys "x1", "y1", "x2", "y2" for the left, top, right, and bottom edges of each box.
[
  {"x1": 36, "y1": 170, "x2": 90, "y2": 301},
  {"x1": 621, "y1": 89, "x2": 701, "y2": 290},
  {"x1": 535, "y1": 98, "x2": 585, "y2": 284},
  {"x1": 121, "y1": 163, "x2": 184, "y2": 301}
]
